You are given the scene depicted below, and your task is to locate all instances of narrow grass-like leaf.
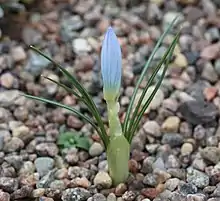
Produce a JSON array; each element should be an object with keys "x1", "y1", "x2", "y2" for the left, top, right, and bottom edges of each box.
[
  {"x1": 22, "y1": 94, "x2": 103, "y2": 136},
  {"x1": 127, "y1": 33, "x2": 180, "y2": 143},
  {"x1": 122, "y1": 16, "x2": 179, "y2": 134},
  {"x1": 29, "y1": 46, "x2": 109, "y2": 148},
  {"x1": 125, "y1": 33, "x2": 180, "y2": 140},
  {"x1": 42, "y1": 76, "x2": 82, "y2": 99}
]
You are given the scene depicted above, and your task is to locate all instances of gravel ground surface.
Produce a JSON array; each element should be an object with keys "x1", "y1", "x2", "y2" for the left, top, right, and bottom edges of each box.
[{"x1": 1, "y1": 0, "x2": 220, "y2": 201}]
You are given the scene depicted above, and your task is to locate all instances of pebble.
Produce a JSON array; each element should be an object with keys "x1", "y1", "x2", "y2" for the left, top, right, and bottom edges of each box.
[
  {"x1": 200, "y1": 147, "x2": 220, "y2": 165},
  {"x1": 141, "y1": 188, "x2": 160, "y2": 200},
  {"x1": 12, "y1": 125, "x2": 31, "y2": 142},
  {"x1": 50, "y1": 180, "x2": 65, "y2": 190},
  {"x1": 214, "y1": 59, "x2": 220, "y2": 75},
  {"x1": 178, "y1": 100, "x2": 218, "y2": 125},
  {"x1": 162, "y1": 12, "x2": 184, "y2": 31},
  {"x1": 200, "y1": 42, "x2": 220, "y2": 60},
  {"x1": 32, "y1": 188, "x2": 45, "y2": 197},
  {"x1": 173, "y1": 53, "x2": 188, "y2": 68},
  {"x1": 186, "y1": 194, "x2": 207, "y2": 201},
  {"x1": 25, "y1": 51, "x2": 51, "y2": 76},
  {"x1": 176, "y1": 0, "x2": 198, "y2": 4},
  {"x1": 61, "y1": 188, "x2": 91, "y2": 201},
  {"x1": 37, "y1": 169, "x2": 57, "y2": 188},
  {"x1": 35, "y1": 143, "x2": 59, "y2": 157},
  {"x1": 203, "y1": 87, "x2": 217, "y2": 101},
  {"x1": 115, "y1": 183, "x2": 127, "y2": 196},
  {"x1": 205, "y1": 27, "x2": 220, "y2": 43},
  {"x1": 161, "y1": 116, "x2": 180, "y2": 132},
  {"x1": 93, "y1": 172, "x2": 112, "y2": 189},
  {"x1": 143, "y1": 173, "x2": 158, "y2": 187},
  {"x1": 192, "y1": 158, "x2": 206, "y2": 171},
  {"x1": 145, "y1": 144, "x2": 159, "y2": 154},
  {"x1": 0, "y1": 191, "x2": 10, "y2": 201},
  {"x1": 66, "y1": 115, "x2": 83, "y2": 129},
  {"x1": 0, "y1": 177, "x2": 19, "y2": 193},
  {"x1": 93, "y1": 193, "x2": 107, "y2": 201},
  {"x1": 165, "y1": 178, "x2": 180, "y2": 191},
  {"x1": 13, "y1": 107, "x2": 29, "y2": 121},
  {"x1": 71, "y1": 177, "x2": 91, "y2": 188},
  {"x1": 122, "y1": 191, "x2": 136, "y2": 201},
  {"x1": 107, "y1": 193, "x2": 117, "y2": 201},
  {"x1": 181, "y1": 143, "x2": 193, "y2": 155},
  {"x1": 11, "y1": 46, "x2": 26, "y2": 62},
  {"x1": 19, "y1": 161, "x2": 35, "y2": 175},
  {"x1": 169, "y1": 192, "x2": 186, "y2": 201},
  {"x1": 68, "y1": 166, "x2": 91, "y2": 179},
  {"x1": 153, "y1": 46, "x2": 167, "y2": 60},
  {"x1": 3, "y1": 137, "x2": 24, "y2": 153},
  {"x1": 4, "y1": 155, "x2": 23, "y2": 170},
  {"x1": 72, "y1": 38, "x2": 92, "y2": 54},
  {"x1": 144, "y1": 87, "x2": 164, "y2": 111},
  {"x1": 161, "y1": 133, "x2": 184, "y2": 147},
  {"x1": 0, "y1": 90, "x2": 20, "y2": 107},
  {"x1": 10, "y1": 185, "x2": 33, "y2": 200},
  {"x1": 34, "y1": 157, "x2": 55, "y2": 177},
  {"x1": 89, "y1": 142, "x2": 104, "y2": 157},
  {"x1": 22, "y1": 27, "x2": 43, "y2": 45},
  {"x1": 143, "y1": 121, "x2": 161, "y2": 137},
  {"x1": 179, "y1": 182, "x2": 198, "y2": 196},
  {"x1": 186, "y1": 168, "x2": 209, "y2": 188},
  {"x1": 212, "y1": 186, "x2": 220, "y2": 197},
  {"x1": 65, "y1": 152, "x2": 79, "y2": 165},
  {"x1": 201, "y1": 62, "x2": 218, "y2": 83},
  {"x1": 0, "y1": 72, "x2": 15, "y2": 89}
]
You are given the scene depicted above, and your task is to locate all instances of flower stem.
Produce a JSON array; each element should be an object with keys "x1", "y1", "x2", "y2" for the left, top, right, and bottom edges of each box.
[{"x1": 106, "y1": 101, "x2": 130, "y2": 185}]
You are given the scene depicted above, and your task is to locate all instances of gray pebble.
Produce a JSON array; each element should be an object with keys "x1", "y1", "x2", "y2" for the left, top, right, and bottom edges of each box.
[
  {"x1": 200, "y1": 147, "x2": 220, "y2": 165},
  {"x1": 186, "y1": 193, "x2": 207, "y2": 201},
  {"x1": 107, "y1": 193, "x2": 116, "y2": 201},
  {"x1": 92, "y1": 193, "x2": 106, "y2": 201},
  {"x1": 165, "y1": 178, "x2": 180, "y2": 191},
  {"x1": 187, "y1": 167, "x2": 209, "y2": 188},
  {"x1": 4, "y1": 137, "x2": 24, "y2": 153},
  {"x1": 35, "y1": 157, "x2": 54, "y2": 177},
  {"x1": 179, "y1": 182, "x2": 197, "y2": 196},
  {"x1": 61, "y1": 188, "x2": 91, "y2": 201},
  {"x1": 143, "y1": 121, "x2": 161, "y2": 137},
  {"x1": 161, "y1": 133, "x2": 184, "y2": 148},
  {"x1": 89, "y1": 142, "x2": 104, "y2": 157},
  {"x1": 93, "y1": 171, "x2": 112, "y2": 189},
  {"x1": 0, "y1": 177, "x2": 19, "y2": 193}
]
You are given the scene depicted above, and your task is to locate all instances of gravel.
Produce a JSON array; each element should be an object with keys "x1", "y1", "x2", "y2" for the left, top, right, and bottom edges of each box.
[{"x1": 1, "y1": 0, "x2": 220, "y2": 200}]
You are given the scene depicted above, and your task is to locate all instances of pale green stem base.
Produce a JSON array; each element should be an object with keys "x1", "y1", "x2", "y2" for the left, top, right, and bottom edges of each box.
[
  {"x1": 107, "y1": 134, "x2": 130, "y2": 185},
  {"x1": 106, "y1": 100, "x2": 130, "y2": 185}
]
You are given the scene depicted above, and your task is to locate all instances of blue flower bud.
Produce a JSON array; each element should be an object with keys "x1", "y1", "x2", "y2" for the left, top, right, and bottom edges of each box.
[{"x1": 101, "y1": 27, "x2": 122, "y2": 101}]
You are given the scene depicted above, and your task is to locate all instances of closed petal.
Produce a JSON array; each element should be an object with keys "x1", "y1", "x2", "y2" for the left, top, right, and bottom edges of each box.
[{"x1": 101, "y1": 27, "x2": 122, "y2": 101}]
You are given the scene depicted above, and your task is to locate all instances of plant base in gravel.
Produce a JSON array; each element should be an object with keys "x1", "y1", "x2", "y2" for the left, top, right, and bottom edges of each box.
[{"x1": 23, "y1": 17, "x2": 180, "y2": 186}]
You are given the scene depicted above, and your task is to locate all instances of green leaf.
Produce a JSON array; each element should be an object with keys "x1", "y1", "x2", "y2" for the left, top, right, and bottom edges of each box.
[
  {"x1": 41, "y1": 75, "x2": 82, "y2": 99},
  {"x1": 22, "y1": 94, "x2": 101, "y2": 136},
  {"x1": 57, "y1": 131, "x2": 91, "y2": 151},
  {"x1": 29, "y1": 46, "x2": 109, "y2": 149},
  {"x1": 127, "y1": 32, "x2": 180, "y2": 143},
  {"x1": 122, "y1": 16, "x2": 180, "y2": 135},
  {"x1": 57, "y1": 132, "x2": 75, "y2": 146},
  {"x1": 74, "y1": 136, "x2": 91, "y2": 151}
]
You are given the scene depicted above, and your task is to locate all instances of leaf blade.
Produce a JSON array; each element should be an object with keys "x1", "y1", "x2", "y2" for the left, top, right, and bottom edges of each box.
[
  {"x1": 29, "y1": 46, "x2": 109, "y2": 148},
  {"x1": 127, "y1": 33, "x2": 180, "y2": 143},
  {"x1": 123, "y1": 16, "x2": 179, "y2": 134}
]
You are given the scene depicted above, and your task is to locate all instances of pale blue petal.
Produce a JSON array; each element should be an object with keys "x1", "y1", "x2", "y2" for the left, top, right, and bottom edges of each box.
[{"x1": 101, "y1": 27, "x2": 122, "y2": 100}]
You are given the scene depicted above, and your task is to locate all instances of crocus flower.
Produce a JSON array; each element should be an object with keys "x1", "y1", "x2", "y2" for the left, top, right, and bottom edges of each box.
[{"x1": 101, "y1": 27, "x2": 122, "y2": 101}]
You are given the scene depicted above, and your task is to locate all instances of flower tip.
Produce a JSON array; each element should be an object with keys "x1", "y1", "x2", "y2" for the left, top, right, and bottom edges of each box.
[
  {"x1": 106, "y1": 26, "x2": 115, "y2": 34},
  {"x1": 107, "y1": 26, "x2": 113, "y2": 30}
]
